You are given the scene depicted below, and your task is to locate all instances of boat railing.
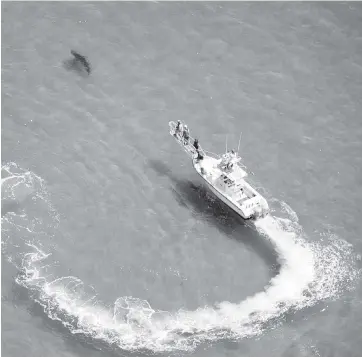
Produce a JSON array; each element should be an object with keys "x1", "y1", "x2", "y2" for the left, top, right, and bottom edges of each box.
[
  {"x1": 233, "y1": 160, "x2": 253, "y2": 175},
  {"x1": 169, "y1": 120, "x2": 231, "y2": 161},
  {"x1": 172, "y1": 130, "x2": 206, "y2": 157},
  {"x1": 203, "y1": 150, "x2": 220, "y2": 159},
  {"x1": 171, "y1": 127, "x2": 206, "y2": 157},
  {"x1": 187, "y1": 135, "x2": 207, "y2": 157}
]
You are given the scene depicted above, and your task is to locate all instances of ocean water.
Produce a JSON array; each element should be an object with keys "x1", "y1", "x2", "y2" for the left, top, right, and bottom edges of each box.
[{"x1": 2, "y1": 2, "x2": 362, "y2": 357}]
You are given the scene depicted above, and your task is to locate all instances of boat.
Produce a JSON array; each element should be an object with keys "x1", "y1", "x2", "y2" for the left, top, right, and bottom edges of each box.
[{"x1": 168, "y1": 120, "x2": 269, "y2": 220}]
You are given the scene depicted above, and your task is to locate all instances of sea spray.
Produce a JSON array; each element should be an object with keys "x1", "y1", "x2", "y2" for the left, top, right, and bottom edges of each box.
[{"x1": 2, "y1": 162, "x2": 360, "y2": 352}]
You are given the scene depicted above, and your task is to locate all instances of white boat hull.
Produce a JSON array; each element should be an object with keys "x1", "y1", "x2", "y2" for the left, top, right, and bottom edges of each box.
[
  {"x1": 203, "y1": 176, "x2": 254, "y2": 219},
  {"x1": 168, "y1": 120, "x2": 269, "y2": 220},
  {"x1": 192, "y1": 159, "x2": 265, "y2": 220}
]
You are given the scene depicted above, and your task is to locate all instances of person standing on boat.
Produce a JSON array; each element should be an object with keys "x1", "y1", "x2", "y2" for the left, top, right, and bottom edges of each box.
[
  {"x1": 193, "y1": 138, "x2": 203, "y2": 160},
  {"x1": 196, "y1": 150, "x2": 204, "y2": 161},
  {"x1": 183, "y1": 125, "x2": 190, "y2": 144},
  {"x1": 174, "y1": 120, "x2": 182, "y2": 137},
  {"x1": 176, "y1": 120, "x2": 182, "y2": 131}
]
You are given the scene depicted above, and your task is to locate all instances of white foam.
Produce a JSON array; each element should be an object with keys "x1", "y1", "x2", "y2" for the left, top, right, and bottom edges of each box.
[{"x1": 2, "y1": 162, "x2": 360, "y2": 352}]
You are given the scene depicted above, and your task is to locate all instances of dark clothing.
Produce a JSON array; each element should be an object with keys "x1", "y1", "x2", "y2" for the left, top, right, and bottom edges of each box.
[
  {"x1": 197, "y1": 150, "x2": 204, "y2": 160},
  {"x1": 193, "y1": 139, "x2": 199, "y2": 150}
]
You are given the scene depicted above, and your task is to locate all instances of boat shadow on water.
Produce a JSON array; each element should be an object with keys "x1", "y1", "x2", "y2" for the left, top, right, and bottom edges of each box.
[{"x1": 148, "y1": 159, "x2": 280, "y2": 277}]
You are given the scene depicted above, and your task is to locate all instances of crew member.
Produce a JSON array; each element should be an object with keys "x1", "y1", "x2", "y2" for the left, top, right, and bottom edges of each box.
[
  {"x1": 193, "y1": 138, "x2": 199, "y2": 150},
  {"x1": 174, "y1": 120, "x2": 182, "y2": 138},
  {"x1": 183, "y1": 125, "x2": 190, "y2": 143},
  {"x1": 196, "y1": 150, "x2": 204, "y2": 161},
  {"x1": 176, "y1": 120, "x2": 182, "y2": 131}
]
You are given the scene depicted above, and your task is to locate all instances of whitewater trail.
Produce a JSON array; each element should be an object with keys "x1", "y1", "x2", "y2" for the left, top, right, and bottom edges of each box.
[{"x1": 1, "y1": 162, "x2": 360, "y2": 353}]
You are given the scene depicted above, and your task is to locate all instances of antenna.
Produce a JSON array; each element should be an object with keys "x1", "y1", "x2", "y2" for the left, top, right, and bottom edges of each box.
[
  {"x1": 237, "y1": 131, "x2": 242, "y2": 153},
  {"x1": 225, "y1": 135, "x2": 228, "y2": 153}
]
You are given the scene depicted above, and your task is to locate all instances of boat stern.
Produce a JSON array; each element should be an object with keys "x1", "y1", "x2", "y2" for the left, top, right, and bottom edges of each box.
[{"x1": 250, "y1": 198, "x2": 270, "y2": 220}]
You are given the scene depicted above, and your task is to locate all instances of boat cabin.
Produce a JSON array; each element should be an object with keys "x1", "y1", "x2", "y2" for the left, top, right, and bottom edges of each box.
[
  {"x1": 217, "y1": 152, "x2": 248, "y2": 178},
  {"x1": 216, "y1": 173, "x2": 253, "y2": 203}
]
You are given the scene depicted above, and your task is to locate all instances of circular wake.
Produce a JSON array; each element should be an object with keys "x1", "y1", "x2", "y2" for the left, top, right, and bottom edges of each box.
[{"x1": 2, "y1": 162, "x2": 360, "y2": 352}]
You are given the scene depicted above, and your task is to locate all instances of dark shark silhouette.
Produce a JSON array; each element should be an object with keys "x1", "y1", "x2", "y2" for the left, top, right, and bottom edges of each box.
[{"x1": 70, "y1": 50, "x2": 91, "y2": 75}]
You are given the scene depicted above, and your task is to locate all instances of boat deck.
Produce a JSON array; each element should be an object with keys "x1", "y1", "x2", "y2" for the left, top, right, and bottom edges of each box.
[
  {"x1": 169, "y1": 120, "x2": 270, "y2": 219},
  {"x1": 195, "y1": 156, "x2": 253, "y2": 206}
]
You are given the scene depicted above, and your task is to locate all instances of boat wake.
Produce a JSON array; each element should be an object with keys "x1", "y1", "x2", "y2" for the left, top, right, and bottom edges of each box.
[{"x1": 2, "y1": 162, "x2": 360, "y2": 353}]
